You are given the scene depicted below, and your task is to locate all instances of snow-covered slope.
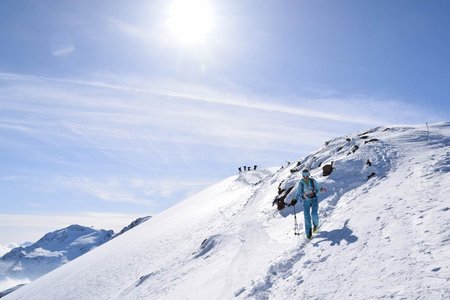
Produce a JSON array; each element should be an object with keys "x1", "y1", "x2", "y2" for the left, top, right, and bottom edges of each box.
[{"x1": 6, "y1": 123, "x2": 450, "y2": 300}]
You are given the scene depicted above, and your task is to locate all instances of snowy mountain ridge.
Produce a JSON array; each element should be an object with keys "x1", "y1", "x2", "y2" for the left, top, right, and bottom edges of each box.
[
  {"x1": 0, "y1": 225, "x2": 114, "y2": 284},
  {"x1": 5, "y1": 123, "x2": 450, "y2": 300},
  {"x1": 114, "y1": 216, "x2": 152, "y2": 238}
]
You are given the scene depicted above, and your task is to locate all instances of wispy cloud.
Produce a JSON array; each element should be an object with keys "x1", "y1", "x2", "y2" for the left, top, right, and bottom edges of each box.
[
  {"x1": 0, "y1": 173, "x2": 217, "y2": 209},
  {"x1": 51, "y1": 46, "x2": 75, "y2": 57},
  {"x1": 105, "y1": 17, "x2": 171, "y2": 48},
  {"x1": 0, "y1": 71, "x2": 441, "y2": 165},
  {"x1": 0, "y1": 73, "x2": 440, "y2": 144},
  {"x1": 5, "y1": 75, "x2": 447, "y2": 174},
  {"x1": 107, "y1": 18, "x2": 157, "y2": 42},
  {"x1": 52, "y1": 177, "x2": 154, "y2": 205},
  {"x1": 47, "y1": 176, "x2": 215, "y2": 206},
  {"x1": 49, "y1": 33, "x2": 76, "y2": 57}
]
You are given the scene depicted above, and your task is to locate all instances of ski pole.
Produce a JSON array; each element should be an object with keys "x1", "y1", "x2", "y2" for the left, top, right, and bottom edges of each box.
[{"x1": 293, "y1": 203, "x2": 300, "y2": 236}]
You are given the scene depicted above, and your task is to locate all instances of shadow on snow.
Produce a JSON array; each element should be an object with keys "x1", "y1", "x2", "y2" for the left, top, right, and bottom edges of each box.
[{"x1": 313, "y1": 219, "x2": 358, "y2": 247}]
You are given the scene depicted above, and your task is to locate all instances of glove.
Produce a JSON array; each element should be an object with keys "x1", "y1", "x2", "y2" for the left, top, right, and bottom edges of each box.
[{"x1": 290, "y1": 199, "x2": 297, "y2": 206}]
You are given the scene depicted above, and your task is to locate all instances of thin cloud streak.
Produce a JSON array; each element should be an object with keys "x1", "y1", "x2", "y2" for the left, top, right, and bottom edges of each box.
[
  {"x1": 107, "y1": 18, "x2": 162, "y2": 44},
  {"x1": 0, "y1": 73, "x2": 340, "y2": 153},
  {"x1": 0, "y1": 71, "x2": 439, "y2": 170},
  {"x1": 51, "y1": 45, "x2": 75, "y2": 57},
  {"x1": 51, "y1": 176, "x2": 217, "y2": 203},
  {"x1": 0, "y1": 72, "x2": 388, "y2": 126},
  {"x1": 51, "y1": 177, "x2": 155, "y2": 205}
]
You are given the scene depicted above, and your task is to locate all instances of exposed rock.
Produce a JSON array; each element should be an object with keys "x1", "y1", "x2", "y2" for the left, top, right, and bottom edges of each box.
[
  {"x1": 358, "y1": 130, "x2": 371, "y2": 136},
  {"x1": 0, "y1": 284, "x2": 26, "y2": 298},
  {"x1": 347, "y1": 145, "x2": 359, "y2": 155},
  {"x1": 322, "y1": 161, "x2": 334, "y2": 176},
  {"x1": 364, "y1": 138, "x2": 379, "y2": 144},
  {"x1": 272, "y1": 186, "x2": 295, "y2": 210}
]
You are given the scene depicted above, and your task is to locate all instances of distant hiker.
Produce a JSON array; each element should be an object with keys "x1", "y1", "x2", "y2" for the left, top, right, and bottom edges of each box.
[
  {"x1": 291, "y1": 169, "x2": 326, "y2": 239},
  {"x1": 243, "y1": 166, "x2": 247, "y2": 171},
  {"x1": 254, "y1": 165, "x2": 257, "y2": 170},
  {"x1": 238, "y1": 167, "x2": 242, "y2": 173}
]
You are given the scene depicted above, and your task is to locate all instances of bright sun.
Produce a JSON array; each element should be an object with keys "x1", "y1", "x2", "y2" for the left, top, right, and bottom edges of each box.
[{"x1": 167, "y1": 0, "x2": 214, "y2": 45}]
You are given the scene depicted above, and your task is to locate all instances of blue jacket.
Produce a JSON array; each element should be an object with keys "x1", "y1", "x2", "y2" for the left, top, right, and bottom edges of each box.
[{"x1": 295, "y1": 177, "x2": 321, "y2": 200}]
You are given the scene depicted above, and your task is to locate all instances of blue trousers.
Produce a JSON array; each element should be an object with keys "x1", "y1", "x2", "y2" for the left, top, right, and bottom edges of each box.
[{"x1": 303, "y1": 197, "x2": 319, "y2": 237}]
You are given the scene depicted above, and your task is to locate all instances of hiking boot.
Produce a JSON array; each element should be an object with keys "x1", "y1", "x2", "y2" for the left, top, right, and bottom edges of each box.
[
  {"x1": 306, "y1": 229, "x2": 312, "y2": 240},
  {"x1": 313, "y1": 224, "x2": 319, "y2": 233}
]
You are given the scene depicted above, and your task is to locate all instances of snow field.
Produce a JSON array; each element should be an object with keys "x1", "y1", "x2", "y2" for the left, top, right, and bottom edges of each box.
[{"x1": 6, "y1": 123, "x2": 450, "y2": 300}]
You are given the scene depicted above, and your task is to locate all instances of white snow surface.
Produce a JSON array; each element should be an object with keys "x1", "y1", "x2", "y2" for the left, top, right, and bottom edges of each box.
[{"x1": 6, "y1": 123, "x2": 450, "y2": 300}]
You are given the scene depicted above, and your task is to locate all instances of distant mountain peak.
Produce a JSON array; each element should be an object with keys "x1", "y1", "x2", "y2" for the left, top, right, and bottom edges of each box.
[
  {"x1": 1, "y1": 216, "x2": 152, "y2": 296},
  {"x1": 1, "y1": 224, "x2": 114, "y2": 282}
]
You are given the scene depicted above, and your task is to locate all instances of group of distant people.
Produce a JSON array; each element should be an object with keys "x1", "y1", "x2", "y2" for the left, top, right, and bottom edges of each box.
[{"x1": 238, "y1": 165, "x2": 257, "y2": 172}]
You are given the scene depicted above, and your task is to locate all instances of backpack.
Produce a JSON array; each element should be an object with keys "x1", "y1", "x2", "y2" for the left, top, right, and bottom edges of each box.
[{"x1": 301, "y1": 178, "x2": 317, "y2": 198}]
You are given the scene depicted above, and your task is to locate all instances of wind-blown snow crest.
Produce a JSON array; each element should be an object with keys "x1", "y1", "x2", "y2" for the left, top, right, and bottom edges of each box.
[{"x1": 6, "y1": 123, "x2": 450, "y2": 300}]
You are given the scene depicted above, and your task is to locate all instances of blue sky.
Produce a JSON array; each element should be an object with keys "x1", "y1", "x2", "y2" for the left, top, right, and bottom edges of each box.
[{"x1": 0, "y1": 0, "x2": 448, "y2": 244}]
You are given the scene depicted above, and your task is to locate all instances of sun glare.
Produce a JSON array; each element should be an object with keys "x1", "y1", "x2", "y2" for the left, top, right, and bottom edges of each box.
[{"x1": 167, "y1": 0, "x2": 214, "y2": 45}]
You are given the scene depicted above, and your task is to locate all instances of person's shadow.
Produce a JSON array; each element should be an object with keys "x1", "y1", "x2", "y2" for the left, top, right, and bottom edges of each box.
[{"x1": 313, "y1": 219, "x2": 358, "y2": 247}]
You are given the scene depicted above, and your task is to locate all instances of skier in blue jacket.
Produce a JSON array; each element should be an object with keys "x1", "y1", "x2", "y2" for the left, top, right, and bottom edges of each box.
[{"x1": 292, "y1": 169, "x2": 326, "y2": 239}]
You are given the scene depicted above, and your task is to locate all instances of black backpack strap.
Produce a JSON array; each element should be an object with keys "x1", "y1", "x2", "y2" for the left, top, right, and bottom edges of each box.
[{"x1": 310, "y1": 178, "x2": 316, "y2": 193}]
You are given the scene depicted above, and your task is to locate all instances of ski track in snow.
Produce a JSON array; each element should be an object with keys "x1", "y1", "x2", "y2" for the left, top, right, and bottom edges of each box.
[
  {"x1": 240, "y1": 124, "x2": 450, "y2": 299},
  {"x1": 239, "y1": 140, "x2": 398, "y2": 299}
]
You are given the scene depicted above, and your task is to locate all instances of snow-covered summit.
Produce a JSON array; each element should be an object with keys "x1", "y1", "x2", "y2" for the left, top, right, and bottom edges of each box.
[
  {"x1": 1, "y1": 225, "x2": 114, "y2": 282},
  {"x1": 6, "y1": 123, "x2": 450, "y2": 299}
]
